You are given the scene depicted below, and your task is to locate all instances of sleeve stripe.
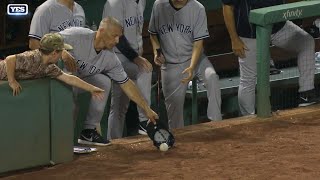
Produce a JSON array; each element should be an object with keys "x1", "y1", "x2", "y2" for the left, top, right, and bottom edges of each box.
[
  {"x1": 148, "y1": 30, "x2": 158, "y2": 35},
  {"x1": 28, "y1": 34, "x2": 42, "y2": 40},
  {"x1": 194, "y1": 35, "x2": 210, "y2": 41},
  {"x1": 115, "y1": 77, "x2": 129, "y2": 84}
]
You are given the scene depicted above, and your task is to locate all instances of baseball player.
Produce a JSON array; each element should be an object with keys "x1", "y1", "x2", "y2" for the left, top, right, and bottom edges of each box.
[
  {"x1": 59, "y1": 17, "x2": 158, "y2": 146},
  {"x1": 29, "y1": 0, "x2": 85, "y2": 72},
  {"x1": 102, "y1": 0, "x2": 153, "y2": 139},
  {"x1": 222, "y1": 0, "x2": 318, "y2": 115},
  {"x1": 1, "y1": 33, "x2": 104, "y2": 100},
  {"x1": 149, "y1": 0, "x2": 222, "y2": 129}
]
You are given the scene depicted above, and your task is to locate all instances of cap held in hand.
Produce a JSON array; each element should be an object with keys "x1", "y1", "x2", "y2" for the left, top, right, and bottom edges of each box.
[{"x1": 146, "y1": 120, "x2": 175, "y2": 150}]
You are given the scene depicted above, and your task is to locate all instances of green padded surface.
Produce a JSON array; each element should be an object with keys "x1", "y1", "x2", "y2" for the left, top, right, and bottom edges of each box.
[
  {"x1": 0, "y1": 79, "x2": 50, "y2": 173},
  {"x1": 250, "y1": 1, "x2": 320, "y2": 26},
  {"x1": 50, "y1": 80, "x2": 74, "y2": 164}
]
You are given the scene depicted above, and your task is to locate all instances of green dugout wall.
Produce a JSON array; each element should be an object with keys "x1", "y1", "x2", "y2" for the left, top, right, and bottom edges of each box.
[
  {"x1": 249, "y1": 0, "x2": 320, "y2": 117},
  {"x1": 0, "y1": 79, "x2": 74, "y2": 174}
]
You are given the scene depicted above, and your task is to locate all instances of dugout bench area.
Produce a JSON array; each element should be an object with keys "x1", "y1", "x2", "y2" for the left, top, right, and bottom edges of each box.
[{"x1": 0, "y1": 0, "x2": 320, "y2": 174}]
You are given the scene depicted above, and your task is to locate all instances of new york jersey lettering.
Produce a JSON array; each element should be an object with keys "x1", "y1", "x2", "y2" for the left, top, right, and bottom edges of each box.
[
  {"x1": 125, "y1": 16, "x2": 143, "y2": 27},
  {"x1": 57, "y1": 19, "x2": 84, "y2": 31},
  {"x1": 76, "y1": 59, "x2": 101, "y2": 74},
  {"x1": 176, "y1": 24, "x2": 192, "y2": 34},
  {"x1": 159, "y1": 23, "x2": 192, "y2": 35}
]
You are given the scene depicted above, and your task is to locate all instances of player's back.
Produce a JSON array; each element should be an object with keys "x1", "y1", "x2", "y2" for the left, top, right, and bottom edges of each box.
[
  {"x1": 59, "y1": 27, "x2": 122, "y2": 78},
  {"x1": 103, "y1": 0, "x2": 145, "y2": 54},
  {"x1": 31, "y1": 0, "x2": 85, "y2": 33},
  {"x1": 59, "y1": 27, "x2": 96, "y2": 62}
]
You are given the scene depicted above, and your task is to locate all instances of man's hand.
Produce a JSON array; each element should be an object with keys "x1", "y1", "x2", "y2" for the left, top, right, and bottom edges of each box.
[
  {"x1": 133, "y1": 56, "x2": 153, "y2": 72},
  {"x1": 9, "y1": 80, "x2": 22, "y2": 96},
  {"x1": 61, "y1": 50, "x2": 77, "y2": 72},
  {"x1": 231, "y1": 37, "x2": 248, "y2": 58},
  {"x1": 154, "y1": 53, "x2": 165, "y2": 66},
  {"x1": 144, "y1": 107, "x2": 159, "y2": 124},
  {"x1": 90, "y1": 87, "x2": 105, "y2": 101},
  {"x1": 181, "y1": 66, "x2": 194, "y2": 84}
]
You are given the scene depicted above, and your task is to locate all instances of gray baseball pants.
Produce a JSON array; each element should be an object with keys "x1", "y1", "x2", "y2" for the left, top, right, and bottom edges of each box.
[
  {"x1": 162, "y1": 56, "x2": 222, "y2": 129},
  {"x1": 107, "y1": 53, "x2": 152, "y2": 139},
  {"x1": 238, "y1": 21, "x2": 315, "y2": 115},
  {"x1": 74, "y1": 74, "x2": 112, "y2": 130}
]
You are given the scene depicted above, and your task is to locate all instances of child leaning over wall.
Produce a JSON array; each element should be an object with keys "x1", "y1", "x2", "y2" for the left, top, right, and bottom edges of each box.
[{"x1": 0, "y1": 33, "x2": 105, "y2": 99}]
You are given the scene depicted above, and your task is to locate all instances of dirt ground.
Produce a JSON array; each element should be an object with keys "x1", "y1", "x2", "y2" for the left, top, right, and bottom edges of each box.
[{"x1": 3, "y1": 105, "x2": 320, "y2": 180}]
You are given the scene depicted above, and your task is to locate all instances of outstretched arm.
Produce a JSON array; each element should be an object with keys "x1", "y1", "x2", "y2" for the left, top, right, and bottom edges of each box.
[
  {"x1": 5, "y1": 55, "x2": 22, "y2": 96},
  {"x1": 120, "y1": 79, "x2": 158, "y2": 123},
  {"x1": 56, "y1": 72, "x2": 105, "y2": 100}
]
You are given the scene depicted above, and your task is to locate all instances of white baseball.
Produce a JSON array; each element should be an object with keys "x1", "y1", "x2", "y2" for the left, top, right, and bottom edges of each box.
[{"x1": 159, "y1": 143, "x2": 169, "y2": 152}]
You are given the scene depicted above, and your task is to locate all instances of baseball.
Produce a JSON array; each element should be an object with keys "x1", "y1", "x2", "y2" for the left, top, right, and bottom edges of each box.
[{"x1": 159, "y1": 143, "x2": 169, "y2": 152}]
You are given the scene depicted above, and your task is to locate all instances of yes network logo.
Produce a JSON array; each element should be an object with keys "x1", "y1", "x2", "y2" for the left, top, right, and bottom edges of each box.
[{"x1": 7, "y1": 4, "x2": 28, "y2": 16}]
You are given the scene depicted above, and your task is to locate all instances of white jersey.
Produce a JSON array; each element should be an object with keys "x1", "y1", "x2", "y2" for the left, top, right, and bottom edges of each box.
[
  {"x1": 102, "y1": 0, "x2": 145, "y2": 54},
  {"x1": 59, "y1": 27, "x2": 129, "y2": 84},
  {"x1": 148, "y1": 0, "x2": 209, "y2": 64},
  {"x1": 29, "y1": 0, "x2": 85, "y2": 40}
]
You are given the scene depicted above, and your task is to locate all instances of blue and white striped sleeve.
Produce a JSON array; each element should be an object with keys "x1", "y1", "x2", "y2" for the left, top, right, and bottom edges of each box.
[
  {"x1": 28, "y1": 7, "x2": 51, "y2": 40},
  {"x1": 193, "y1": 7, "x2": 210, "y2": 41},
  {"x1": 148, "y1": 2, "x2": 158, "y2": 35}
]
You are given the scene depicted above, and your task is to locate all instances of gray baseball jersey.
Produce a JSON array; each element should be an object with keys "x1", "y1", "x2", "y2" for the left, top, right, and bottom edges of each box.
[
  {"x1": 102, "y1": 0, "x2": 151, "y2": 139},
  {"x1": 29, "y1": 0, "x2": 85, "y2": 40},
  {"x1": 148, "y1": 0, "x2": 209, "y2": 64},
  {"x1": 148, "y1": 0, "x2": 222, "y2": 128},
  {"x1": 59, "y1": 27, "x2": 129, "y2": 84},
  {"x1": 102, "y1": 0, "x2": 145, "y2": 54}
]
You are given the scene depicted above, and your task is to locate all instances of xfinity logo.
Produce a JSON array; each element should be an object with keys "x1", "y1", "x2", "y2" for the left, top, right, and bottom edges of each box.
[
  {"x1": 282, "y1": 9, "x2": 302, "y2": 20},
  {"x1": 7, "y1": 4, "x2": 28, "y2": 16}
]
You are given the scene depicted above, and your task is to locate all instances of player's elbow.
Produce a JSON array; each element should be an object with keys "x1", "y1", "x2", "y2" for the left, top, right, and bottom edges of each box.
[
  {"x1": 223, "y1": 4, "x2": 234, "y2": 11},
  {"x1": 150, "y1": 34, "x2": 157, "y2": 39},
  {"x1": 222, "y1": 5, "x2": 234, "y2": 18},
  {"x1": 29, "y1": 38, "x2": 40, "y2": 50},
  {"x1": 4, "y1": 55, "x2": 16, "y2": 63}
]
